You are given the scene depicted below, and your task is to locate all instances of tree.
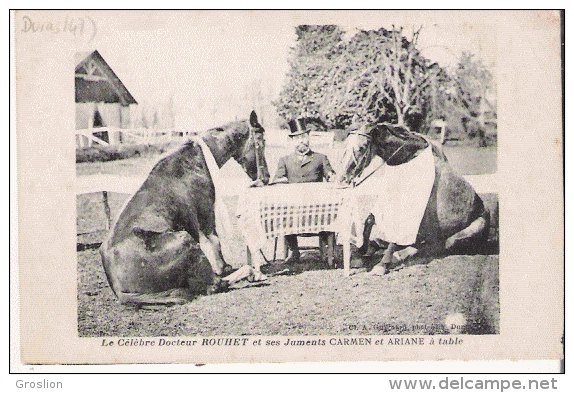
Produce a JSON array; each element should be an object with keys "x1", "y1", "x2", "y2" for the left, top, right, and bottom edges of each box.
[
  {"x1": 152, "y1": 109, "x2": 159, "y2": 128},
  {"x1": 325, "y1": 26, "x2": 441, "y2": 129},
  {"x1": 445, "y1": 52, "x2": 494, "y2": 146},
  {"x1": 381, "y1": 27, "x2": 441, "y2": 128},
  {"x1": 322, "y1": 28, "x2": 395, "y2": 128},
  {"x1": 276, "y1": 25, "x2": 445, "y2": 131},
  {"x1": 167, "y1": 94, "x2": 175, "y2": 128},
  {"x1": 274, "y1": 25, "x2": 345, "y2": 123}
]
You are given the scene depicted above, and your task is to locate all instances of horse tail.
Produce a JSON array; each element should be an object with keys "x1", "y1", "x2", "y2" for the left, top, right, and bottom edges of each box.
[
  {"x1": 358, "y1": 213, "x2": 376, "y2": 255},
  {"x1": 472, "y1": 193, "x2": 491, "y2": 243}
]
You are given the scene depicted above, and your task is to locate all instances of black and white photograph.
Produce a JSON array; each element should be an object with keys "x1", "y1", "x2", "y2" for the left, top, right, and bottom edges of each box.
[{"x1": 12, "y1": 10, "x2": 563, "y2": 367}]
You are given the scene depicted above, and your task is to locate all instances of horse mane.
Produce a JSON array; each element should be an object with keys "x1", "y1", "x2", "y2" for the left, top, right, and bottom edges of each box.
[
  {"x1": 205, "y1": 119, "x2": 249, "y2": 134},
  {"x1": 387, "y1": 125, "x2": 411, "y2": 139},
  {"x1": 376, "y1": 122, "x2": 428, "y2": 145},
  {"x1": 182, "y1": 119, "x2": 250, "y2": 148}
]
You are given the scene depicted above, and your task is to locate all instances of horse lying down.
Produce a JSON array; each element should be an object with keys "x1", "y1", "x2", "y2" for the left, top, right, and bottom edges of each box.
[
  {"x1": 100, "y1": 111, "x2": 270, "y2": 306},
  {"x1": 340, "y1": 123, "x2": 490, "y2": 275}
]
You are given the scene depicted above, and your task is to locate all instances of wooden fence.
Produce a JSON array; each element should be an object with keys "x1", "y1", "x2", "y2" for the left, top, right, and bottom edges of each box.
[{"x1": 75, "y1": 127, "x2": 196, "y2": 148}]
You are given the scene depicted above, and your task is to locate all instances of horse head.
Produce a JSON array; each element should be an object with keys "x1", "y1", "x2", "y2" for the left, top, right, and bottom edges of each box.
[
  {"x1": 338, "y1": 121, "x2": 432, "y2": 186},
  {"x1": 234, "y1": 111, "x2": 270, "y2": 185},
  {"x1": 337, "y1": 124, "x2": 374, "y2": 186},
  {"x1": 375, "y1": 122, "x2": 429, "y2": 165}
]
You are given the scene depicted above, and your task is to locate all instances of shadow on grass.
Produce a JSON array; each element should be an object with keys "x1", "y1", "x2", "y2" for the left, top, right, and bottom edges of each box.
[
  {"x1": 77, "y1": 242, "x2": 102, "y2": 252},
  {"x1": 260, "y1": 250, "x2": 339, "y2": 277}
]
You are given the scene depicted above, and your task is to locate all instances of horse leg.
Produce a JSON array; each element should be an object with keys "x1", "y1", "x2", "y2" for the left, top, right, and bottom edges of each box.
[
  {"x1": 244, "y1": 243, "x2": 268, "y2": 281},
  {"x1": 119, "y1": 253, "x2": 220, "y2": 306},
  {"x1": 222, "y1": 265, "x2": 258, "y2": 284},
  {"x1": 117, "y1": 288, "x2": 193, "y2": 307},
  {"x1": 393, "y1": 246, "x2": 419, "y2": 262},
  {"x1": 198, "y1": 231, "x2": 226, "y2": 276},
  {"x1": 444, "y1": 210, "x2": 490, "y2": 251},
  {"x1": 372, "y1": 242, "x2": 399, "y2": 275},
  {"x1": 207, "y1": 233, "x2": 233, "y2": 274}
]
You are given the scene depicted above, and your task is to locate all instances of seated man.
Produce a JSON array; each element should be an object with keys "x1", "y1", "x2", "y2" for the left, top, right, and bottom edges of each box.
[{"x1": 271, "y1": 118, "x2": 336, "y2": 263}]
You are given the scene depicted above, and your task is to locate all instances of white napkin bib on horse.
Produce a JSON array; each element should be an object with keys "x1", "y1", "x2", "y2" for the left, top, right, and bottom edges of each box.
[
  {"x1": 193, "y1": 137, "x2": 233, "y2": 239},
  {"x1": 370, "y1": 144, "x2": 435, "y2": 246}
]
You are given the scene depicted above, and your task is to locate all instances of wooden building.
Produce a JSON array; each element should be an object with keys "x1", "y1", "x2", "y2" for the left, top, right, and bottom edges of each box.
[{"x1": 75, "y1": 50, "x2": 137, "y2": 146}]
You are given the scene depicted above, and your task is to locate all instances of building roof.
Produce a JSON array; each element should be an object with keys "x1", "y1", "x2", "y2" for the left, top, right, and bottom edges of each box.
[{"x1": 75, "y1": 50, "x2": 137, "y2": 106}]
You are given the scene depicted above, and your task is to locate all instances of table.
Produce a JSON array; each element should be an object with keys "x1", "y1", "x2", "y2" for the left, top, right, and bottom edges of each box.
[{"x1": 237, "y1": 182, "x2": 357, "y2": 276}]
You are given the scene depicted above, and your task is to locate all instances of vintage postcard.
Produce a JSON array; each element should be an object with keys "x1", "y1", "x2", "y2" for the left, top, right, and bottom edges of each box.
[{"x1": 11, "y1": 10, "x2": 563, "y2": 369}]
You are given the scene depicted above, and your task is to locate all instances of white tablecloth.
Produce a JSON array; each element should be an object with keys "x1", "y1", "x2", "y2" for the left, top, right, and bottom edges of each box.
[{"x1": 237, "y1": 183, "x2": 349, "y2": 250}]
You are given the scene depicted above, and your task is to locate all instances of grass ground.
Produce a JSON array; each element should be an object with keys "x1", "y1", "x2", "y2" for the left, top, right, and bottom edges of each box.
[{"x1": 76, "y1": 141, "x2": 497, "y2": 178}]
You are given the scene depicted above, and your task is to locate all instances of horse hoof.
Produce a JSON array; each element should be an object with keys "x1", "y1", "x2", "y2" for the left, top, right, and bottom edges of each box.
[
  {"x1": 206, "y1": 284, "x2": 219, "y2": 295},
  {"x1": 371, "y1": 265, "x2": 387, "y2": 276},
  {"x1": 359, "y1": 248, "x2": 375, "y2": 257},
  {"x1": 248, "y1": 271, "x2": 268, "y2": 282},
  {"x1": 218, "y1": 278, "x2": 230, "y2": 290},
  {"x1": 393, "y1": 246, "x2": 418, "y2": 262},
  {"x1": 444, "y1": 237, "x2": 456, "y2": 250},
  {"x1": 351, "y1": 258, "x2": 364, "y2": 269},
  {"x1": 222, "y1": 263, "x2": 234, "y2": 275},
  {"x1": 206, "y1": 275, "x2": 228, "y2": 294}
]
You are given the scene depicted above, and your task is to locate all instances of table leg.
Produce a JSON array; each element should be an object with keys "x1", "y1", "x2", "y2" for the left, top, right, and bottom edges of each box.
[
  {"x1": 341, "y1": 202, "x2": 352, "y2": 276},
  {"x1": 246, "y1": 246, "x2": 252, "y2": 266},
  {"x1": 327, "y1": 232, "x2": 334, "y2": 268},
  {"x1": 283, "y1": 236, "x2": 289, "y2": 260},
  {"x1": 273, "y1": 237, "x2": 278, "y2": 262},
  {"x1": 343, "y1": 237, "x2": 351, "y2": 276}
]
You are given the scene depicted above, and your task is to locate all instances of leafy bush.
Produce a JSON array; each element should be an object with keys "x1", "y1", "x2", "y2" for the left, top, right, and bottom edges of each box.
[
  {"x1": 275, "y1": 25, "x2": 496, "y2": 146},
  {"x1": 76, "y1": 141, "x2": 183, "y2": 163}
]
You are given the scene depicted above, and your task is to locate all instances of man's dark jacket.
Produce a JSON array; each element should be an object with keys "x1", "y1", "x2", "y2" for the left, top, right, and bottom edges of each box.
[{"x1": 273, "y1": 150, "x2": 334, "y2": 183}]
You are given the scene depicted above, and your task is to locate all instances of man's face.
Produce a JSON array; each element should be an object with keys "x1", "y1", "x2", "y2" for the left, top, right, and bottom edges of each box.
[{"x1": 291, "y1": 132, "x2": 310, "y2": 154}]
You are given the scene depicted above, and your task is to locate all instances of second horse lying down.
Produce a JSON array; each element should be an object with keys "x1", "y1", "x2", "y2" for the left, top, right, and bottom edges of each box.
[{"x1": 338, "y1": 122, "x2": 490, "y2": 275}]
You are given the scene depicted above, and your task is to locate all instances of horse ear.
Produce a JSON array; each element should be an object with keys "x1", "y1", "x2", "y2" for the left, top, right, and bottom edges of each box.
[{"x1": 249, "y1": 111, "x2": 259, "y2": 127}]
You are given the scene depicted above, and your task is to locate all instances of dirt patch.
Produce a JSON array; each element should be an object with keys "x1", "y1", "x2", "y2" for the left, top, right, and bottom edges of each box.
[{"x1": 78, "y1": 245, "x2": 498, "y2": 337}]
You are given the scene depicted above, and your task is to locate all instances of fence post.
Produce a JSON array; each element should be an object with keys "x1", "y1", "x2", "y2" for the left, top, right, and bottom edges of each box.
[
  {"x1": 88, "y1": 113, "x2": 94, "y2": 148},
  {"x1": 440, "y1": 124, "x2": 446, "y2": 145},
  {"x1": 102, "y1": 191, "x2": 112, "y2": 230}
]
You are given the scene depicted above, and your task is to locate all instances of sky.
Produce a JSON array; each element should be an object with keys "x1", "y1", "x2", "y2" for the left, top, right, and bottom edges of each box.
[{"x1": 73, "y1": 10, "x2": 501, "y2": 130}]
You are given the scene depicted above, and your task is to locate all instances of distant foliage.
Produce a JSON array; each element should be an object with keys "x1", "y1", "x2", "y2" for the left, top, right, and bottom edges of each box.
[
  {"x1": 275, "y1": 25, "x2": 346, "y2": 124},
  {"x1": 275, "y1": 25, "x2": 496, "y2": 144},
  {"x1": 452, "y1": 52, "x2": 494, "y2": 118},
  {"x1": 450, "y1": 52, "x2": 496, "y2": 145},
  {"x1": 275, "y1": 25, "x2": 441, "y2": 130},
  {"x1": 76, "y1": 142, "x2": 180, "y2": 163}
]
